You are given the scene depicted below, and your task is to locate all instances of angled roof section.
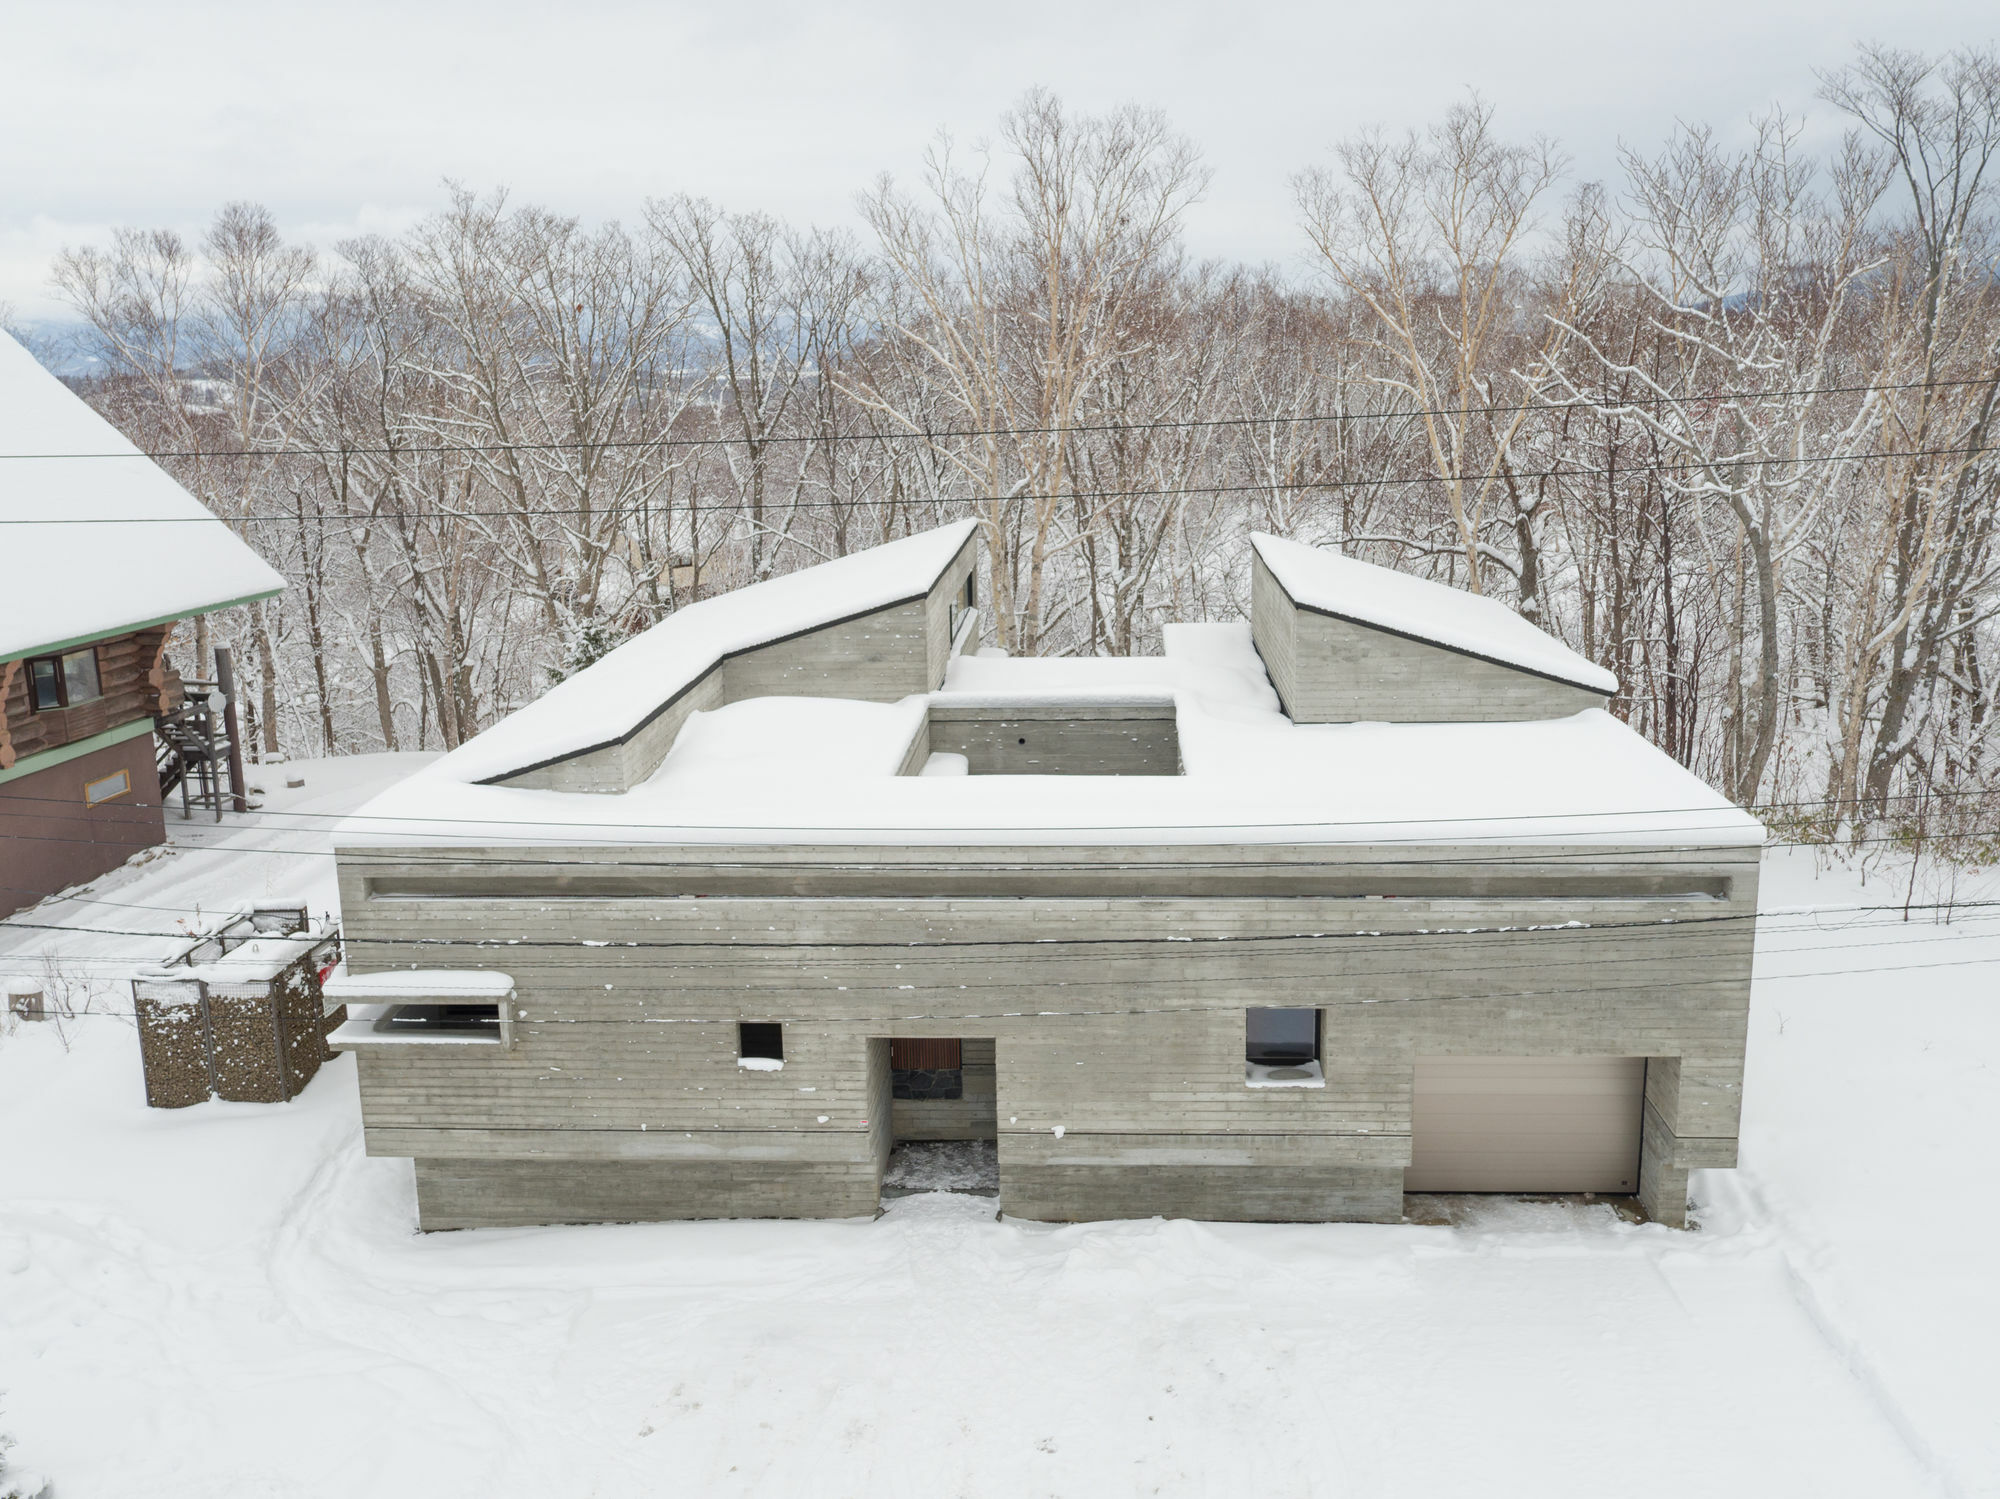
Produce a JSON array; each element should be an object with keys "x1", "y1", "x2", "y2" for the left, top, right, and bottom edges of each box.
[
  {"x1": 1250, "y1": 531, "x2": 1617, "y2": 695},
  {"x1": 0, "y1": 331, "x2": 286, "y2": 661},
  {"x1": 443, "y1": 519, "x2": 982, "y2": 786}
]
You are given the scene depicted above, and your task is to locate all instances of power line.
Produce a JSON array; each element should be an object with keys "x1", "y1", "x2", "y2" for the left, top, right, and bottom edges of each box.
[
  {"x1": 10, "y1": 774, "x2": 1988, "y2": 825},
  {"x1": 0, "y1": 781, "x2": 1798, "y2": 831},
  {"x1": 0, "y1": 818, "x2": 1958, "y2": 885},
  {"x1": 4, "y1": 441, "x2": 1994, "y2": 525},
  {"x1": 23, "y1": 938, "x2": 2000, "y2": 1020},
  {"x1": 3, "y1": 373, "x2": 1993, "y2": 464},
  {"x1": 0, "y1": 823, "x2": 1789, "y2": 863},
  {"x1": 4, "y1": 897, "x2": 1986, "y2": 976}
]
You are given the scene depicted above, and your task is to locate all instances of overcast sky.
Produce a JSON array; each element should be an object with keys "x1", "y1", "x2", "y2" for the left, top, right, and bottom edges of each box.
[{"x1": 3, "y1": 0, "x2": 1991, "y2": 320}]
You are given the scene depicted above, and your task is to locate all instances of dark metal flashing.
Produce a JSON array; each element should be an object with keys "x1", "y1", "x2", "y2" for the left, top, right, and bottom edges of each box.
[
  {"x1": 481, "y1": 530, "x2": 980, "y2": 786},
  {"x1": 1254, "y1": 546, "x2": 1610, "y2": 697}
]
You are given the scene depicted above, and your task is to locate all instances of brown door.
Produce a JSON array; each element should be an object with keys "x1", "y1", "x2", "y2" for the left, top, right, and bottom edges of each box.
[{"x1": 890, "y1": 1039, "x2": 962, "y2": 1069}]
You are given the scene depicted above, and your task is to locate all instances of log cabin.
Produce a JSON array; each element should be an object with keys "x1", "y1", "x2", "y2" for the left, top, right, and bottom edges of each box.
[
  {"x1": 328, "y1": 521, "x2": 1764, "y2": 1231},
  {"x1": 0, "y1": 331, "x2": 285, "y2": 918}
]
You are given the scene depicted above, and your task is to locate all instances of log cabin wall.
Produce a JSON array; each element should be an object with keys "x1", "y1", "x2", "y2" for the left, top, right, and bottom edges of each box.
[
  {"x1": 0, "y1": 625, "x2": 184, "y2": 918},
  {"x1": 1, "y1": 625, "x2": 183, "y2": 770}
]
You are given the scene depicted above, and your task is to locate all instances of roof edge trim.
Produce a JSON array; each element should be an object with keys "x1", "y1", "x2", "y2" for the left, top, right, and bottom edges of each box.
[
  {"x1": 0, "y1": 716, "x2": 155, "y2": 787},
  {"x1": 4, "y1": 586, "x2": 285, "y2": 666}
]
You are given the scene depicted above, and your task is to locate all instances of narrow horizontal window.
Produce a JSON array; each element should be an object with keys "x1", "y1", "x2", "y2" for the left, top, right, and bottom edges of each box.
[
  {"x1": 382, "y1": 1003, "x2": 504, "y2": 1035},
  {"x1": 84, "y1": 768, "x2": 132, "y2": 806},
  {"x1": 328, "y1": 1000, "x2": 513, "y2": 1050},
  {"x1": 367, "y1": 871, "x2": 1731, "y2": 902}
]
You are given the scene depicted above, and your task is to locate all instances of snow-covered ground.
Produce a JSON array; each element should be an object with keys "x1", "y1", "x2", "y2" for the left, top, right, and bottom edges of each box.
[{"x1": 1, "y1": 762, "x2": 1995, "y2": 1497}]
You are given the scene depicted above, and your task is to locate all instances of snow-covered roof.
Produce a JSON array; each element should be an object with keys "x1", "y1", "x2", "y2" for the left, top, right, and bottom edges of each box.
[
  {"x1": 0, "y1": 332, "x2": 287, "y2": 662},
  {"x1": 1250, "y1": 532, "x2": 1618, "y2": 695},
  {"x1": 340, "y1": 622, "x2": 1762, "y2": 850},
  {"x1": 438, "y1": 519, "x2": 980, "y2": 784}
]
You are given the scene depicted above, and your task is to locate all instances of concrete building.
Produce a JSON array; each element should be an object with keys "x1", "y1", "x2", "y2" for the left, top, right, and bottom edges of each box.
[
  {"x1": 0, "y1": 333, "x2": 284, "y2": 919},
  {"x1": 328, "y1": 521, "x2": 1763, "y2": 1231}
]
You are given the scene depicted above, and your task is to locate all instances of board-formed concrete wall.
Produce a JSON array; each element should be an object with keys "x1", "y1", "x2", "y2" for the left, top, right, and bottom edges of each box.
[
  {"x1": 1251, "y1": 551, "x2": 1608, "y2": 723},
  {"x1": 334, "y1": 840, "x2": 1759, "y2": 1229},
  {"x1": 926, "y1": 703, "x2": 1181, "y2": 776}
]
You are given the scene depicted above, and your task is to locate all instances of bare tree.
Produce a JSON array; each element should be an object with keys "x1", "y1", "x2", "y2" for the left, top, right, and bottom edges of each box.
[{"x1": 855, "y1": 89, "x2": 1210, "y2": 652}]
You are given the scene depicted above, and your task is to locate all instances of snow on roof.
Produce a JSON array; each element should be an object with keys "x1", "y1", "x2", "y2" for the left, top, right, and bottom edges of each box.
[
  {"x1": 661, "y1": 697, "x2": 927, "y2": 787},
  {"x1": 436, "y1": 519, "x2": 980, "y2": 785},
  {"x1": 1250, "y1": 532, "x2": 1618, "y2": 695},
  {"x1": 0, "y1": 331, "x2": 287, "y2": 661},
  {"x1": 322, "y1": 970, "x2": 517, "y2": 1001},
  {"x1": 133, "y1": 933, "x2": 321, "y2": 987},
  {"x1": 340, "y1": 622, "x2": 1762, "y2": 850}
]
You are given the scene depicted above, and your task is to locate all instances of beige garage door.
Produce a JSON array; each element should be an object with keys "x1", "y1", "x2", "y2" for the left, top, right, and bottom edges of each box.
[{"x1": 1405, "y1": 1056, "x2": 1644, "y2": 1194}]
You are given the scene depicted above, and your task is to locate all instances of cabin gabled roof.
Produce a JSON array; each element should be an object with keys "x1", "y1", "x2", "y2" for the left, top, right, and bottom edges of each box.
[
  {"x1": 1250, "y1": 532, "x2": 1617, "y2": 695},
  {"x1": 0, "y1": 332, "x2": 286, "y2": 662}
]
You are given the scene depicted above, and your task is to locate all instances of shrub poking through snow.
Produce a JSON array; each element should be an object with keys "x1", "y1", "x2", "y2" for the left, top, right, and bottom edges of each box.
[{"x1": 0, "y1": 1406, "x2": 50, "y2": 1499}]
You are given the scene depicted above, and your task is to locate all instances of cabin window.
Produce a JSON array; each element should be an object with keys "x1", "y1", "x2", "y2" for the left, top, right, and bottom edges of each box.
[
  {"x1": 83, "y1": 769, "x2": 132, "y2": 806},
  {"x1": 28, "y1": 657, "x2": 62, "y2": 711},
  {"x1": 1245, "y1": 1008, "x2": 1325, "y2": 1088},
  {"x1": 26, "y1": 647, "x2": 102, "y2": 711},
  {"x1": 62, "y1": 647, "x2": 103, "y2": 703},
  {"x1": 739, "y1": 1021, "x2": 784, "y2": 1070}
]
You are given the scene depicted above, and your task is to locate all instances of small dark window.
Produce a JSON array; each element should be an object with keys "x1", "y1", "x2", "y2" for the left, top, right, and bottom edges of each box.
[
  {"x1": 28, "y1": 657, "x2": 63, "y2": 711},
  {"x1": 1246, "y1": 1008, "x2": 1319, "y2": 1066},
  {"x1": 739, "y1": 1022, "x2": 784, "y2": 1063}
]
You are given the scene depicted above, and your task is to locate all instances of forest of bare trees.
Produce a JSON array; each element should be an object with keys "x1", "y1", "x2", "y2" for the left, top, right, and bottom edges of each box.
[{"x1": 26, "y1": 43, "x2": 2000, "y2": 834}]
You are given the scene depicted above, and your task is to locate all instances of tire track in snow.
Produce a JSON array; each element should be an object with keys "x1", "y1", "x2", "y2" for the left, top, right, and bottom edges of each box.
[{"x1": 1716, "y1": 1170, "x2": 1963, "y2": 1499}]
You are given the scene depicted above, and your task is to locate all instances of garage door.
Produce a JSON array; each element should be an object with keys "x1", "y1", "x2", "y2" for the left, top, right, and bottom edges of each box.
[{"x1": 1405, "y1": 1056, "x2": 1644, "y2": 1194}]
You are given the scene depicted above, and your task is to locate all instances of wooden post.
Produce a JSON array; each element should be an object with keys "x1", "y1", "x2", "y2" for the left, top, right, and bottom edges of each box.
[{"x1": 215, "y1": 646, "x2": 250, "y2": 814}]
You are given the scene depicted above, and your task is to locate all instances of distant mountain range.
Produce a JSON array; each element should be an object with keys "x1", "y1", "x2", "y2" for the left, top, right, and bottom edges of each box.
[{"x1": 2, "y1": 319, "x2": 106, "y2": 378}]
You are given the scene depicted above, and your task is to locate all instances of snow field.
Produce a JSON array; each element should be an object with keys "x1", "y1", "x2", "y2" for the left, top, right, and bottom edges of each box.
[{"x1": 0, "y1": 1025, "x2": 1942, "y2": 1498}]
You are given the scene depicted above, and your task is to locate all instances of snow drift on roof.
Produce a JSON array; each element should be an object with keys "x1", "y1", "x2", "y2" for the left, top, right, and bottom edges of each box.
[
  {"x1": 0, "y1": 332, "x2": 287, "y2": 661},
  {"x1": 1251, "y1": 532, "x2": 1618, "y2": 694},
  {"x1": 435, "y1": 519, "x2": 980, "y2": 784},
  {"x1": 322, "y1": 970, "x2": 517, "y2": 1001}
]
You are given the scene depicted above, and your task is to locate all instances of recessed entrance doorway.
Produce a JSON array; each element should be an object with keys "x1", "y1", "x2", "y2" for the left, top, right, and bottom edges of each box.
[{"x1": 882, "y1": 1037, "x2": 998, "y2": 1200}]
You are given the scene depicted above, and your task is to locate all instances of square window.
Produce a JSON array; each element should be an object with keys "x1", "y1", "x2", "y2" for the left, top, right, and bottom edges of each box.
[
  {"x1": 1246, "y1": 1007, "x2": 1319, "y2": 1066},
  {"x1": 1246, "y1": 1008, "x2": 1325, "y2": 1088},
  {"x1": 738, "y1": 1021, "x2": 784, "y2": 1068},
  {"x1": 60, "y1": 648, "x2": 102, "y2": 704},
  {"x1": 29, "y1": 657, "x2": 62, "y2": 711}
]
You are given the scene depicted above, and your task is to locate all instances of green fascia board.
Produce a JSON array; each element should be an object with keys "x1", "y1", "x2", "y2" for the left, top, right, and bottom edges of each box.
[
  {"x1": 0, "y1": 715, "x2": 156, "y2": 787},
  {"x1": 4, "y1": 586, "x2": 284, "y2": 664}
]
